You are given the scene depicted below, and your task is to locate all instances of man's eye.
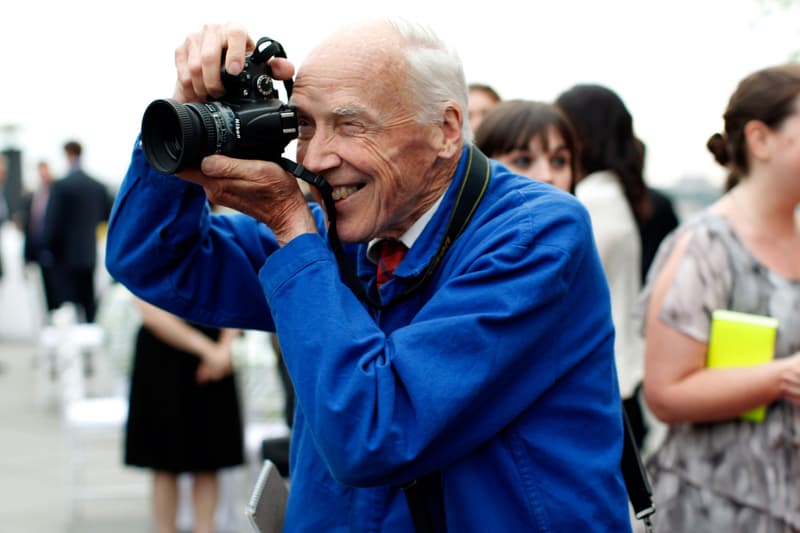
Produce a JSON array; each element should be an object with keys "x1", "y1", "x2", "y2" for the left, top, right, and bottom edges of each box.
[
  {"x1": 341, "y1": 122, "x2": 365, "y2": 134},
  {"x1": 297, "y1": 119, "x2": 314, "y2": 138}
]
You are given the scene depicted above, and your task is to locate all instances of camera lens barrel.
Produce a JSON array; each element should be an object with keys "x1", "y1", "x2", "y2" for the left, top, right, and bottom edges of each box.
[
  {"x1": 140, "y1": 98, "x2": 298, "y2": 175},
  {"x1": 141, "y1": 99, "x2": 228, "y2": 174}
]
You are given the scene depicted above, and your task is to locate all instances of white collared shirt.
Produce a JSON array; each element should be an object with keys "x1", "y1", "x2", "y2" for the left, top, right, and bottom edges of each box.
[{"x1": 367, "y1": 195, "x2": 444, "y2": 264}]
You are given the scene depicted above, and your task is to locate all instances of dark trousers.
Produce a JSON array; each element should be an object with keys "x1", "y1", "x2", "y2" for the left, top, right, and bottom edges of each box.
[
  {"x1": 53, "y1": 267, "x2": 97, "y2": 322},
  {"x1": 38, "y1": 264, "x2": 59, "y2": 312}
]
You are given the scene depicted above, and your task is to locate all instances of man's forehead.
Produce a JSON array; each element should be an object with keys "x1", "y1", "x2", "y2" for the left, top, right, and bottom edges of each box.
[
  {"x1": 293, "y1": 53, "x2": 406, "y2": 110},
  {"x1": 301, "y1": 21, "x2": 402, "y2": 73},
  {"x1": 290, "y1": 87, "x2": 387, "y2": 121}
]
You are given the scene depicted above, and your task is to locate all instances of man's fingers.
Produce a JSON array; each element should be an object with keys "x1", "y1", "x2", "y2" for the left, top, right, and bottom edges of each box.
[
  {"x1": 176, "y1": 156, "x2": 274, "y2": 185},
  {"x1": 222, "y1": 25, "x2": 254, "y2": 75},
  {"x1": 200, "y1": 154, "x2": 285, "y2": 181},
  {"x1": 170, "y1": 24, "x2": 294, "y2": 107},
  {"x1": 198, "y1": 26, "x2": 227, "y2": 98},
  {"x1": 268, "y1": 57, "x2": 295, "y2": 80},
  {"x1": 174, "y1": 35, "x2": 203, "y2": 102},
  {"x1": 175, "y1": 167, "x2": 211, "y2": 187}
]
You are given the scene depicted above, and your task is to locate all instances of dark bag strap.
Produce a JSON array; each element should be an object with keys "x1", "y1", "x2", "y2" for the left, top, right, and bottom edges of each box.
[
  {"x1": 402, "y1": 473, "x2": 445, "y2": 533},
  {"x1": 621, "y1": 407, "x2": 656, "y2": 531}
]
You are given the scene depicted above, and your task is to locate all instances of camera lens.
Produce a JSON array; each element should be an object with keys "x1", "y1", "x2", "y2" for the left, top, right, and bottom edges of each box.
[
  {"x1": 141, "y1": 97, "x2": 298, "y2": 174},
  {"x1": 141, "y1": 99, "x2": 220, "y2": 174}
]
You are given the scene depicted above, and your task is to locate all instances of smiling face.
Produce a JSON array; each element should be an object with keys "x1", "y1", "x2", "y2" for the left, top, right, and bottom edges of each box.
[
  {"x1": 291, "y1": 22, "x2": 458, "y2": 243},
  {"x1": 494, "y1": 125, "x2": 574, "y2": 192}
]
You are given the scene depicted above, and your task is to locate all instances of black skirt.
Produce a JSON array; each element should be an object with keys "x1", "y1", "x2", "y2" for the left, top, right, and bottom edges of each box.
[{"x1": 124, "y1": 323, "x2": 245, "y2": 473}]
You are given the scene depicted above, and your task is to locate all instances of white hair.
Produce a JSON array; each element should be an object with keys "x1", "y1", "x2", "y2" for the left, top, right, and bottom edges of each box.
[{"x1": 383, "y1": 17, "x2": 472, "y2": 143}]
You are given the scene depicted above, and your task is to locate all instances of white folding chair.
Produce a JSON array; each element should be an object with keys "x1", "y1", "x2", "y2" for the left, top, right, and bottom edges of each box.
[{"x1": 48, "y1": 306, "x2": 146, "y2": 519}]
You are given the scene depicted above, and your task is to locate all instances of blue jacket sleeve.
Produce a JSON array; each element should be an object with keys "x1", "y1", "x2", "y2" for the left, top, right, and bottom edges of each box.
[{"x1": 105, "y1": 138, "x2": 325, "y2": 330}]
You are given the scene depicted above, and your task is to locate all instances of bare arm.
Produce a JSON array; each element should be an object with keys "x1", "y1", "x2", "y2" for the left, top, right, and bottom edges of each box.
[
  {"x1": 643, "y1": 230, "x2": 800, "y2": 423},
  {"x1": 135, "y1": 297, "x2": 240, "y2": 383}
]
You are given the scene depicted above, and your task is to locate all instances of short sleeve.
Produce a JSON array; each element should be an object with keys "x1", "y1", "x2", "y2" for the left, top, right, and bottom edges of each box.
[{"x1": 640, "y1": 217, "x2": 733, "y2": 343}]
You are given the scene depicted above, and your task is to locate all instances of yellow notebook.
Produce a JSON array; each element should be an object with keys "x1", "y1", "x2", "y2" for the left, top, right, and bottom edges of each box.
[{"x1": 707, "y1": 309, "x2": 779, "y2": 422}]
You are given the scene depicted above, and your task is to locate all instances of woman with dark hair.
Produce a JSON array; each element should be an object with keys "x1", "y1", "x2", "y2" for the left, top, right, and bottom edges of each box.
[
  {"x1": 474, "y1": 99, "x2": 578, "y2": 193},
  {"x1": 640, "y1": 63, "x2": 800, "y2": 532},
  {"x1": 555, "y1": 84, "x2": 649, "y2": 447}
]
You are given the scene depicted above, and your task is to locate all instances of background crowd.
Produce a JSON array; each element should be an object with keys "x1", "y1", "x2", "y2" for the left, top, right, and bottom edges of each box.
[{"x1": 0, "y1": 14, "x2": 799, "y2": 533}]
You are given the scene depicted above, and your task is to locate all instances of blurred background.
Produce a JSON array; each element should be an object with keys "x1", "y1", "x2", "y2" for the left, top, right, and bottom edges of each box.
[
  {"x1": 1, "y1": 0, "x2": 799, "y2": 530},
  {"x1": 1, "y1": 0, "x2": 799, "y2": 197}
]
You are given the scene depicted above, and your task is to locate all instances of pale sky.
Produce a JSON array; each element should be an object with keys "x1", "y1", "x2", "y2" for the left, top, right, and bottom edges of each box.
[{"x1": 1, "y1": 0, "x2": 797, "y2": 192}]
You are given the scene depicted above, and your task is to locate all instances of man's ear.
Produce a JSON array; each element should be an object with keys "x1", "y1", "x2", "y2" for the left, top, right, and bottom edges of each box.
[{"x1": 436, "y1": 104, "x2": 463, "y2": 158}]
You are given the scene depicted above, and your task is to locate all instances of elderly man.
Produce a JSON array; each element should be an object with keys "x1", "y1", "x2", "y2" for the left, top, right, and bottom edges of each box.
[{"x1": 106, "y1": 18, "x2": 631, "y2": 532}]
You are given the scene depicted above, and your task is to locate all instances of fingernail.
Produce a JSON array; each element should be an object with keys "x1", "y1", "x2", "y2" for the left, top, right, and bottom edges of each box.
[
  {"x1": 229, "y1": 60, "x2": 242, "y2": 74},
  {"x1": 201, "y1": 157, "x2": 216, "y2": 174}
]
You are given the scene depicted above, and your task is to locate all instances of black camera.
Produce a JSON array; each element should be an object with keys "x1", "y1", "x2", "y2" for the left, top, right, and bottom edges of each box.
[{"x1": 141, "y1": 37, "x2": 298, "y2": 175}]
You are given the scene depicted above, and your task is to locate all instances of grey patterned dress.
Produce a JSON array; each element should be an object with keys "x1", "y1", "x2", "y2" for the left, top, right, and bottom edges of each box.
[{"x1": 641, "y1": 211, "x2": 800, "y2": 533}]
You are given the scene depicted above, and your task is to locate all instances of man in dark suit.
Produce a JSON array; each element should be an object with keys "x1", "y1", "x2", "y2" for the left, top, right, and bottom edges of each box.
[
  {"x1": 42, "y1": 141, "x2": 113, "y2": 322},
  {"x1": 20, "y1": 160, "x2": 58, "y2": 312}
]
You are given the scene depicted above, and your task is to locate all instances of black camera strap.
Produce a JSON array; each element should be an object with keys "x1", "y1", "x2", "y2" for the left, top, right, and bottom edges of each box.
[
  {"x1": 251, "y1": 37, "x2": 294, "y2": 97},
  {"x1": 281, "y1": 144, "x2": 490, "y2": 311}
]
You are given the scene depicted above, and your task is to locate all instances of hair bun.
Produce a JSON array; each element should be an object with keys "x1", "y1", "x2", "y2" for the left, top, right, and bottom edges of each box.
[{"x1": 706, "y1": 132, "x2": 730, "y2": 166}]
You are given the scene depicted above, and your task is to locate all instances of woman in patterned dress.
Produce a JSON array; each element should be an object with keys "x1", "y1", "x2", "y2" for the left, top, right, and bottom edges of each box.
[{"x1": 641, "y1": 63, "x2": 800, "y2": 532}]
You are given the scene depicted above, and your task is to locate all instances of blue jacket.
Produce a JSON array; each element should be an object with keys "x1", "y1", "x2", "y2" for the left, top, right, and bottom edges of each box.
[{"x1": 106, "y1": 140, "x2": 631, "y2": 532}]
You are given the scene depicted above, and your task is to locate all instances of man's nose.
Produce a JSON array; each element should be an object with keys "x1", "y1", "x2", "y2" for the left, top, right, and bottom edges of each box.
[{"x1": 298, "y1": 133, "x2": 341, "y2": 173}]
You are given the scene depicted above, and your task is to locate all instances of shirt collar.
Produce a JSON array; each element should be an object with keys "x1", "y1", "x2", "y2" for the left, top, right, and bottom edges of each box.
[{"x1": 366, "y1": 195, "x2": 444, "y2": 264}]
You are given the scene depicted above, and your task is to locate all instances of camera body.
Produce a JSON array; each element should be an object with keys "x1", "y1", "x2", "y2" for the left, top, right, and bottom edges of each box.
[{"x1": 141, "y1": 37, "x2": 299, "y2": 175}]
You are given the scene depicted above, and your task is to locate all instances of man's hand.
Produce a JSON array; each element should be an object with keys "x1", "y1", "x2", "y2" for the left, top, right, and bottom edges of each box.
[
  {"x1": 171, "y1": 23, "x2": 313, "y2": 246},
  {"x1": 178, "y1": 156, "x2": 318, "y2": 246},
  {"x1": 173, "y1": 22, "x2": 295, "y2": 104}
]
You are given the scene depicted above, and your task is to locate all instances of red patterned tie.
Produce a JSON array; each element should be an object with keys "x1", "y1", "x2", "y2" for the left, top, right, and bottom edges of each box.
[{"x1": 376, "y1": 239, "x2": 408, "y2": 290}]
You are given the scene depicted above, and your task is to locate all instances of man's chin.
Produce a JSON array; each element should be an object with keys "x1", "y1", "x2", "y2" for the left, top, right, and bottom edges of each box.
[{"x1": 329, "y1": 221, "x2": 354, "y2": 242}]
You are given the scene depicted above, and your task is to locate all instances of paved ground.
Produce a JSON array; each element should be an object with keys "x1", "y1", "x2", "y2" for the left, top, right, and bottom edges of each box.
[{"x1": 0, "y1": 338, "x2": 279, "y2": 533}]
